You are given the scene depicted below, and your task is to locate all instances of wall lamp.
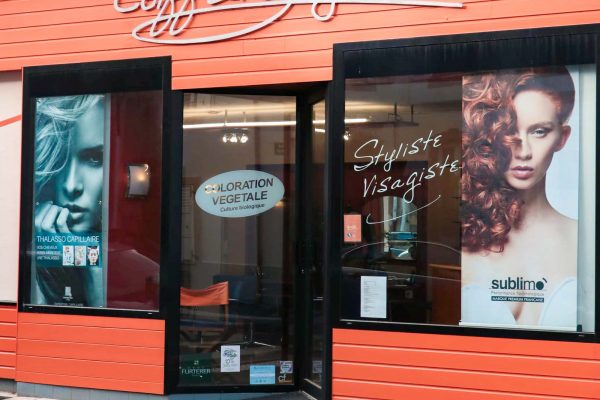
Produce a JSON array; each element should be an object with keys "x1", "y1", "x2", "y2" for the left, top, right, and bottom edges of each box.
[{"x1": 127, "y1": 163, "x2": 151, "y2": 197}]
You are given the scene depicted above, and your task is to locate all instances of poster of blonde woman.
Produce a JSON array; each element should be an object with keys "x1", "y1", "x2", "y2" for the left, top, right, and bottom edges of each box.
[{"x1": 32, "y1": 94, "x2": 109, "y2": 307}]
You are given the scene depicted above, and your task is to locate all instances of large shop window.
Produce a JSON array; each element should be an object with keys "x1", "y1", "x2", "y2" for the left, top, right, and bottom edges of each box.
[
  {"x1": 20, "y1": 58, "x2": 170, "y2": 312},
  {"x1": 335, "y1": 30, "x2": 598, "y2": 337}
]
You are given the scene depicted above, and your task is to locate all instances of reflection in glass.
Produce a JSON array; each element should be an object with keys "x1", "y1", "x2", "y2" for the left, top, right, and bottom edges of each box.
[
  {"x1": 179, "y1": 93, "x2": 296, "y2": 387},
  {"x1": 342, "y1": 74, "x2": 463, "y2": 325},
  {"x1": 342, "y1": 67, "x2": 596, "y2": 331},
  {"x1": 380, "y1": 196, "x2": 417, "y2": 261}
]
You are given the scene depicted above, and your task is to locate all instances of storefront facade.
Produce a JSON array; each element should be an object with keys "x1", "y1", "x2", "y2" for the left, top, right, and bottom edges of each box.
[{"x1": 0, "y1": 1, "x2": 599, "y2": 399}]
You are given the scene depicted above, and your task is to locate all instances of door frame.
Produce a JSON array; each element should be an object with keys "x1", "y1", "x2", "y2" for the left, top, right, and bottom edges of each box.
[
  {"x1": 296, "y1": 86, "x2": 328, "y2": 399},
  {"x1": 164, "y1": 83, "x2": 331, "y2": 397}
]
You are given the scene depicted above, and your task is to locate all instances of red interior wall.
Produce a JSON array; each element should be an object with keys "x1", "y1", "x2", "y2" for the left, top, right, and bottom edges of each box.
[{"x1": 107, "y1": 91, "x2": 163, "y2": 310}]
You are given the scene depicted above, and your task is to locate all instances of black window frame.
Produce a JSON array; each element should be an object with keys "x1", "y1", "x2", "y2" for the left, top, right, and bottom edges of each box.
[
  {"x1": 19, "y1": 56, "x2": 173, "y2": 319},
  {"x1": 328, "y1": 24, "x2": 600, "y2": 343}
]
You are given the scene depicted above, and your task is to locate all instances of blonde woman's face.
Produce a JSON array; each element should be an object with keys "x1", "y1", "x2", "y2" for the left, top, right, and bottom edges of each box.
[
  {"x1": 504, "y1": 90, "x2": 571, "y2": 191},
  {"x1": 54, "y1": 102, "x2": 104, "y2": 233}
]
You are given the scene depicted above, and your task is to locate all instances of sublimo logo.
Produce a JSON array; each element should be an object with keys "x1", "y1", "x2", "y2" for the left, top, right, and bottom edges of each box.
[{"x1": 491, "y1": 277, "x2": 547, "y2": 291}]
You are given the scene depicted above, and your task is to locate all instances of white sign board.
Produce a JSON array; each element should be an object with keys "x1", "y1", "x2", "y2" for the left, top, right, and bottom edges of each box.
[
  {"x1": 196, "y1": 170, "x2": 284, "y2": 218},
  {"x1": 360, "y1": 276, "x2": 387, "y2": 319},
  {"x1": 220, "y1": 345, "x2": 241, "y2": 372}
]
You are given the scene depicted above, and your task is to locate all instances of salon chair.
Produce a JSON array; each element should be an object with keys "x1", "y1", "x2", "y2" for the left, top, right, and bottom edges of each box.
[
  {"x1": 179, "y1": 281, "x2": 230, "y2": 351},
  {"x1": 213, "y1": 273, "x2": 278, "y2": 348}
]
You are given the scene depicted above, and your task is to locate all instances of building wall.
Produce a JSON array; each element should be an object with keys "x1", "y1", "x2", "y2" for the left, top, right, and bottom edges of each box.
[
  {"x1": 1, "y1": 0, "x2": 600, "y2": 396},
  {"x1": 0, "y1": 71, "x2": 21, "y2": 304},
  {"x1": 0, "y1": 1, "x2": 599, "y2": 89}
]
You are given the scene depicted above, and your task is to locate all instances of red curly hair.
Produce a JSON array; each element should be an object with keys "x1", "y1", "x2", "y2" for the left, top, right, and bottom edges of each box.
[{"x1": 461, "y1": 66, "x2": 575, "y2": 253}]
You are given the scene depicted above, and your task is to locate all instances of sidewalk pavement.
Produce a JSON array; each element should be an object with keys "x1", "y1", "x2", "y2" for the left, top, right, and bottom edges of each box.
[
  {"x1": 0, "y1": 391, "x2": 313, "y2": 400},
  {"x1": 0, "y1": 392, "x2": 52, "y2": 400}
]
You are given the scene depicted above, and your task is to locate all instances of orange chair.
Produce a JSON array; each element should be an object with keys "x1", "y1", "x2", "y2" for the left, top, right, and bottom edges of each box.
[
  {"x1": 180, "y1": 282, "x2": 230, "y2": 349},
  {"x1": 181, "y1": 281, "x2": 229, "y2": 307}
]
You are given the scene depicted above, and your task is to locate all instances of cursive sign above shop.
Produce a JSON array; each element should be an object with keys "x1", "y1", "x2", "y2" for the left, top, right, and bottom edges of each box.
[{"x1": 114, "y1": 0, "x2": 463, "y2": 44}]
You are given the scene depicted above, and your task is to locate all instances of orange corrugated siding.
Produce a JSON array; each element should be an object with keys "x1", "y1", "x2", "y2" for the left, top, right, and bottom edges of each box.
[
  {"x1": 333, "y1": 329, "x2": 600, "y2": 400},
  {"x1": 0, "y1": 1, "x2": 600, "y2": 88},
  {"x1": 0, "y1": 306, "x2": 17, "y2": 380},
  {"x1": 16, "y1": 313, "x2": 164, "y2": 394}
]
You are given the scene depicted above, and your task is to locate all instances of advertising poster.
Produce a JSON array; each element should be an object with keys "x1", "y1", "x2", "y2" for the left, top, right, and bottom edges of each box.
[
  {"x1": 32, "y1": 94, "x2": 108, "y2": 307},
  {"x1": 179, "y1": 354, "x2": 212, "y2": 385},
  {"x1": 461, "y1": 65, "x2": 588, "y2": 331}
]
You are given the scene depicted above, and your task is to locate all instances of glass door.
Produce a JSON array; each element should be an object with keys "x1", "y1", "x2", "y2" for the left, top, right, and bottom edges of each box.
[
  {"x1": 178, "y1": 93, "x2": 297, "y2": 389},
  {"x1": 298, "y1": 91, "x2": 326, "y2": 398}
]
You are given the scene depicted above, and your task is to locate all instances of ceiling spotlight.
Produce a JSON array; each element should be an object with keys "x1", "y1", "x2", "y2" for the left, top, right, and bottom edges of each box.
[
  {"x1": 221, "y1": 131, "x2": 249, "y2": 144},
  {"x1": 343, "y1": 128, "x2": 351, "y2": 141}
]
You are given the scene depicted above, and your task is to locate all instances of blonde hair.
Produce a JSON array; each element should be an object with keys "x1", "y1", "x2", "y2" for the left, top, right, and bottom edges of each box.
[{"x1": 34, "y1": 95, "x2": 104, "y2": 197}]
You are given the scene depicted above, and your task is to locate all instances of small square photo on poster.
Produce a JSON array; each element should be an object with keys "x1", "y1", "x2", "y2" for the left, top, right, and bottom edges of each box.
[
  {"x1": 87, "y1": 246, "x2": 99, "y2": 267},
  {"x1": 74, "y1": 246, "x2": 87, "y2": 266},
  {"x1": 62, "y1": 245, "x2": 74, "y2": 266}
]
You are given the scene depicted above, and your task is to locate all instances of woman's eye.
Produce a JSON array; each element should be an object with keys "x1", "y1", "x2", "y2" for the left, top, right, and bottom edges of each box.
[
  {"x1": 531, "y1": 128, "x2": 549, "y2": 137},
  {"x1": 87, "y1": 156, "x2": 102, "y2": 166},
  {"x1": 79, "y1": 147, "x2": 103, "y2": 166}
]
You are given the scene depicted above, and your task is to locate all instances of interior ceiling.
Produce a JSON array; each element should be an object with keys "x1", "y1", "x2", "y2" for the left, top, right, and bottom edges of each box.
[{"x1": 183, "y1": 76, "x2": 461, "y2": 127}]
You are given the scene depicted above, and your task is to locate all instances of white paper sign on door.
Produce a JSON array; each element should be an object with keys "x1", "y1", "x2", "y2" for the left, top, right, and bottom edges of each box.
[
  {"x1": 360, "y1": 276, "x2": 387, "y2": 319},
  {"x1": 220, "y1": 345, "x2": 241, "y2": 372}
]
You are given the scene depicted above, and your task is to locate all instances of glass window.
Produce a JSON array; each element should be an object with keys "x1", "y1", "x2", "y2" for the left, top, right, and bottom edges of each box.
[
  {"x1": 179, "y1": 93, "x2": 296, "y2": 386},
  {"x1": 30, "y1": 91, "x2": 162, "y2": 310},
  {"x1": 342, "y1": 65, "x2": 596, "y2": 332},
  {"x1": 23, "y1": 59, "x2": 167, "y2": 312}
]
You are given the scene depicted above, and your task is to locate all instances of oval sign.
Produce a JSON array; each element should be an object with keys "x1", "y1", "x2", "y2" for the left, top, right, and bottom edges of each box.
[{"x1": 195, "y1": 170, "x2": 285, "y2": 218}]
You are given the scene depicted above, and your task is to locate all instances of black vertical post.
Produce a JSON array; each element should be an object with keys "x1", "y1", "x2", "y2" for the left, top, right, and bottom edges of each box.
[
  {"x1": 163, "y1": 89, "x2": 183, "y2": 394},
  {"x1": 323, "y1": 48, "x2": 345, "y2": 400}
]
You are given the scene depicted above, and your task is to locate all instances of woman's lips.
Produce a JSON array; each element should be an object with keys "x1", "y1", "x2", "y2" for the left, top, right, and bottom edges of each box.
[
  {"x1": 510, "y1": 166, "x2": 534, "y2": 179},
  {"x1": 62, "y1": 204, "x2": 88, "y2": 222},
  {"x1": 63, "y1": 204, "x2": 87, "y2": 213}
]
